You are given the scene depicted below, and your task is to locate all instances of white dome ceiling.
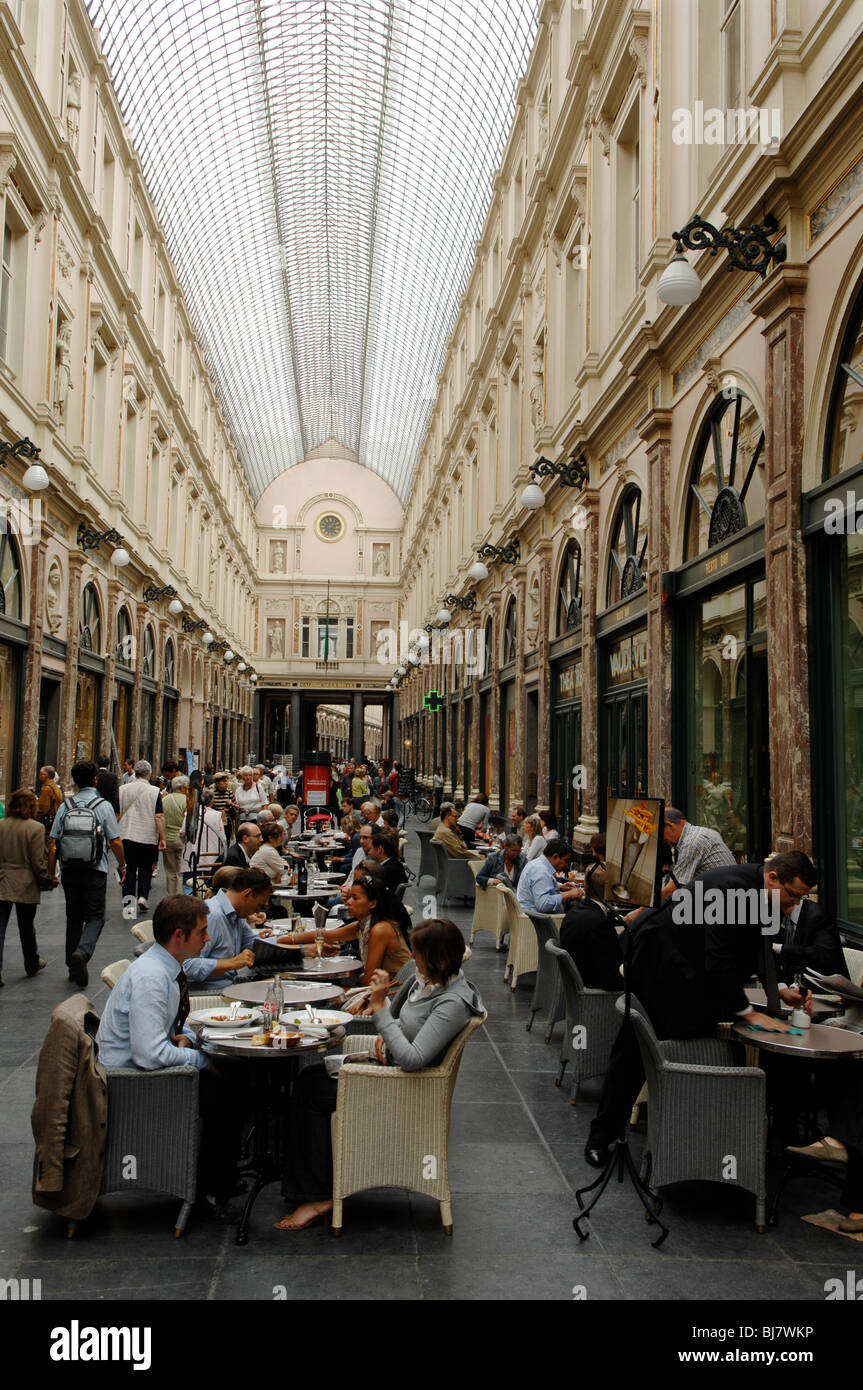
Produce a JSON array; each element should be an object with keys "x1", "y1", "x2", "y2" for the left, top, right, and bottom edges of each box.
[{"x1": 86, "y1": 0, "x2": 539, "y2": 501}]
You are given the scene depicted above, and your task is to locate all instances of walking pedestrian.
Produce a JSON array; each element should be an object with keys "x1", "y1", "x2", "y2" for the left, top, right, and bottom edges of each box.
[{"x1": 47, "y1": 760, "x2": 125, "y2": 986}]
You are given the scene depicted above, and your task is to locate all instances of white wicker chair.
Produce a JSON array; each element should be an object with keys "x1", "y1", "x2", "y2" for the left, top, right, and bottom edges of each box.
[
  {"x1": 130, "y1": 920, "x2": 154, "y2": 945},
  {"x1": 330, "y1": 1012, "x2": 486, "y2": 1235},
  {"x1": 497, "y1": 886, "x2": 537, "y2": 990},
  {"x1": 469, "y1": 863, "x2": 508, "y2": 949},
  {"x1": 101, "y1": 959, "x2": 132, "y2": 990}
]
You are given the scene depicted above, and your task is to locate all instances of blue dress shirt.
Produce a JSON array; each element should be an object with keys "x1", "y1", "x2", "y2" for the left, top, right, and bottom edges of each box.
[
  {"x1": 96, "y1": 942, "x2": 206, "y2": 1070},
  {"x1": 183, "y1": 889, "x2": 258, "y2": 984},
  {"x1": 517, "y1": 855, "x2": 564, "y2": 914}
]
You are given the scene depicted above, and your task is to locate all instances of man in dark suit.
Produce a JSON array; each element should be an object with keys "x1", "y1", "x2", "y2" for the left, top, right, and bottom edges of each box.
[
  {"x1": 367, "y1": 830, "x2": 408, "y2": 894},
  {"x1": 560, "y1": 864, "x2": 623, "y2": 991},
  {"x1": 584, "y1": 850, "x2": 814, "y2": 1167},
  {"x1": 771, "y1": 891, "x2": 846, "y2": 984},
  {"x1": 224, "y1": 821, "x2": 262, "y2": 868}
]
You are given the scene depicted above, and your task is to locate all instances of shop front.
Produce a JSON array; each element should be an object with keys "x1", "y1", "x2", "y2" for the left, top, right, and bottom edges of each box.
[
  {"x1": 599, "y1": 615, "x2": 648, "y2": 804},
  {"x1": 551, "y1": 652, "x2": 582, "y2": 834},
  {"x1": 671, "y1": 389, "x2": 770, "y2": 861},
  {"x1": 805, "y1": 276, "x2": 863, "y2": 935}
]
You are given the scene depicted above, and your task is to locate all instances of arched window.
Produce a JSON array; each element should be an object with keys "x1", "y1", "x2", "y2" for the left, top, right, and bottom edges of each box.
[
  {"x1": 482, "y1": 617, "x2": 493, "y2": 676},
  {"x1": 684, "y1": 391, "x2": 766, "y2": 561},
  {"x1": 116, "y1": 607, "x2": 133, "y2": 666},
  {"x1": 824, "y1": 279, "x2": 863, "y2": 480},
  {"x1": 556, "y1": 539, "x2": 583, "y2": 634},
  {"x1": 502, "y1": 597, "x2": 517, "y2": 665},
  {"x1": 142, "y1": 624, "x2": 156, "y2": 677},
  {"x1": 0, "y1": 531, "x2": 22, "y2": 618},
  {"x1": 606, "y1": 486, "x2": 647, "y2": 607},
  {"x1": 164, "y1": 638, "x2": 176, "y2": 687},
  {"x1": 79, "y1": 583, "x2": 102, "y2": 652}
]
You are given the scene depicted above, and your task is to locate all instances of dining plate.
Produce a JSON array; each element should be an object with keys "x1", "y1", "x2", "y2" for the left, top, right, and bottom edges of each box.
[
  {"x1": 279, "y1": 1008, "x2": 354, "y2": 1029},
  {"x1": 188, "y1": 1007, "x2": 262, "y2": 1028}
]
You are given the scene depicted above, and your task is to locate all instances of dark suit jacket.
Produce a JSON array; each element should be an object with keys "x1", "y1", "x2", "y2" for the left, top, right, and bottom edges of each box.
[
  {"x1": 377, "y1": 856, "x2": 408, "y2": 893},
  {"x1": 476, "y1": 849, "x2": 524, "y2": 889},
  {"x1": 775, "y1": 898, "x2": 846, "y2": 983},
  {"x1": 224, "y1": 843, "x2": 251, "y2": 868},
  {"x1": 560, "y1": 900, "x2": 624, "y2": 991},
  {"x1": 628, "y1": 860, "x2": 769, "y2": 1036},
  {"x1": 96, "y1": 769, "x2": 120, "y2": 814}
]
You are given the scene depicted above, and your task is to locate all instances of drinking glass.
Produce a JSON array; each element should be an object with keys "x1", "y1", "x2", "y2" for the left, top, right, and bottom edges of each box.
[{"x1": 314, "y1": 923, "x2": 326, "y2": 968}]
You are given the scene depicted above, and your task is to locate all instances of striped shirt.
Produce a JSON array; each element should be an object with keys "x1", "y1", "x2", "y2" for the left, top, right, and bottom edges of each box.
[{"x1": 672, "y1": 820, "x2": 736, "y2": 884}]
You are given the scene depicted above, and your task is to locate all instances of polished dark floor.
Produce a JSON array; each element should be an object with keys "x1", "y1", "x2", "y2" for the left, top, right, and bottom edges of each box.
[{"x1": 0, "y1": 827, "x2": 854, "y2": 1301}]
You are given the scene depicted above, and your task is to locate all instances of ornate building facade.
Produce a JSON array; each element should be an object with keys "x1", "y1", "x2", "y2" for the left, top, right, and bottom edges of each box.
[{"x1": 395, "y1": 0, "x2": 863, "y2": 937}]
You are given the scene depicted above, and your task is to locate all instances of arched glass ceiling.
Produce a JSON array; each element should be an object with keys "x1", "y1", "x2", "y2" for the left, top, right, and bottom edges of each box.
[{"x1": 86, "y1": 1, "x2": 539, "y2": 502}]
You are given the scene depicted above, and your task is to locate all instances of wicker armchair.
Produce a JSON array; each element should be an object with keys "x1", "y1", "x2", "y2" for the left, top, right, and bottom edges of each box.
[
  {"x1": 130, "y1": 920, "x2": 154, "y2": 945},
  {"x1": 624, "y1": 995, "x2": 768, "y2": 1231},
  {"x1": 100, "y1": 959, "x2": 132, "y2": 990},
  {"x1": 431, "y1": 842, "x2": 476, "y2": 906},
  {"x1": 99, "y1": 1066, "x2": 202, "y2": 1237},
  {"x1": 330, "y1": 1012, "x2": 486, "y2": 1235},
  {"x1": 526, "y1": 913, "x2": 563, "y2": 1040},
  {"x1": 469, "y1": 863, "x2": 508, "y2": 949},
  {"x1": 498, "y1": 886, "x2": 537, "y2": 990},
  {"x1": 545, "y1": 940, "x2": 620, "y2": 1102}
]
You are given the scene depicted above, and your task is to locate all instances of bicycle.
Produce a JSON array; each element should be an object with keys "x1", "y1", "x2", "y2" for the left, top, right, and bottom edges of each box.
[{"x1": 402, "y1": 789, "x2": 433, "y2": 822}]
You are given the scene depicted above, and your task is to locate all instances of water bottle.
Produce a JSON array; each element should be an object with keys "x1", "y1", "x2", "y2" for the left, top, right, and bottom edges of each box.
[
  {"x1": 297, "y1": 859, "x2": 307, "y2": 895},
  {"x1": 263, "y1": 976, "x2": 280, "y2": 1033}
]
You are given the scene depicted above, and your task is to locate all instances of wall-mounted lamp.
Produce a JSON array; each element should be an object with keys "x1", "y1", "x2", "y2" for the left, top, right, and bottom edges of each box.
[
  {"x1": 77, "y1": 522, "x2": 129, "y2": 567},
  {"x1": 520, "y1": 454, "x2": 588, "y2": 510},
  {"x1": 0, "y1": 436, "x2": 50, "y2": 490},
  {"x1": 657, "y1": 214, "x2": 786, "y2": 306}
]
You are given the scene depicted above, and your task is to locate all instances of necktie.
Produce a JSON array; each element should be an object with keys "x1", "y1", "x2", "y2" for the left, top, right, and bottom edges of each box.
[
  {"x1": 783, "y1": 913, "x2": 796, "y2": 949},
  {"x1": 760, "y1": 933, "x2": 781, "y2": 1015},
  {"x1": 173, "y1": 968, "x2": 190, "y2": 1035}
]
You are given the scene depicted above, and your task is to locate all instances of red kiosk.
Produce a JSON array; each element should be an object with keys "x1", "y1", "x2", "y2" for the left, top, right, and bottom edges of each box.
[{"x1": 302, "y1": 750, "x2": 334, "y2": 830}]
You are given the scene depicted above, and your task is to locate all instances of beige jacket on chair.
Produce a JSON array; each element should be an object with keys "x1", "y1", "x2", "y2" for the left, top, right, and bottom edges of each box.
[{"x1": 31, "y1": 993, "x2": 108, "y2": 1219}]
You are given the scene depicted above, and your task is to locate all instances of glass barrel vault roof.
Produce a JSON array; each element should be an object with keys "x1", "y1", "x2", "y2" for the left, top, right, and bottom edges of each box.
[{"x1": 86, "y1": 1, "x2": 539, "y2": 502}]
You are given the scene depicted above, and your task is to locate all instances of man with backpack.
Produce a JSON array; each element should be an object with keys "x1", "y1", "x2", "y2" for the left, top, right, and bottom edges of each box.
[{"x1": 47, "y1": 760, "x2": 125, "y2": 987}]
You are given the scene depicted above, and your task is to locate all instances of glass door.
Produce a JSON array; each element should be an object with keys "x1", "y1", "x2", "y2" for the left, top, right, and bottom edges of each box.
[
  {"x1": 552, "y1": 704, "x2": 582, "y2": 834},
  {"x1": 603, "y1": 688, "x2": 648, "y2": 801}
]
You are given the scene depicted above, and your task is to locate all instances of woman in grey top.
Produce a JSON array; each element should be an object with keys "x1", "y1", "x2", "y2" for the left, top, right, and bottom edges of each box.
[{"x1": 276, "y1": 917, "x2": 484, "y2": 1231}]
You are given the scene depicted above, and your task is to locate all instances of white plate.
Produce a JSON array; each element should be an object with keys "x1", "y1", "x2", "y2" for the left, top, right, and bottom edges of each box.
[
  {"x1": 188, "y1": 1006, "x2": 262, "y2": 1028},
  {"x1": 279, "y1": 1008, "x2": 354, "y2": 1029}
]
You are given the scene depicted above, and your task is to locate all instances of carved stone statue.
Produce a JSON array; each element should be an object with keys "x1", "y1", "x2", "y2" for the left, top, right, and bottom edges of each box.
[
  {"x1": 530, "y1": 341, "x2": 545, "y2": 431},
  {"x1": 53, "y1": 321, "x2": 73, "y2": 423},
  {"x1": 266, "y1": 619, "x2": 284, "y2": 658},
  {"x1": 537, "y1": 95, "x2": 549, "y2": 163},
  {"x1": 270, "y1": 540, "x2": 287, "y2": 572},
  {"x1": 66, "y1": 71, "x2": 82, "y2": 156},
  {"x1": 373, "y1": 544, "x2": 390, "y2": 576},
  {"x1": 45, "y1": 560, "x2": 63, "y2": 635}
]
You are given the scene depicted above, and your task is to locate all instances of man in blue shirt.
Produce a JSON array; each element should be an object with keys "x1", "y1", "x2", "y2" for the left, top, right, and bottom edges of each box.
[
  {"x1": 97, "y1": 894, "x2": 247, "y2": 1221},
  {"x1": 48, "y1": 760, "x2": 125, "y2": 987},
  {"x1": 184, "y1": 866, "x2": 272, "y2": 987},
  {"x1": 517, "y1": 842, "x2": 583, "y2": 916}
]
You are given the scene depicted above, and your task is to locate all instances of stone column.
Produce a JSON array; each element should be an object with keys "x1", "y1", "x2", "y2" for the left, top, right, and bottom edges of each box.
[
  {"x1": 487, "y1": 592, "x2": 502, "y2": 810},
  {"x1": 573, "y1": 493, "x2": 601, "y2": 849},
  {"x1": 535, "y1": 541, "x2": 552, "y2": 806},
  {"x1": 100, "y1": 580, "x2": 121, "y2": 761},
  {"x1": 129, "y1": 605, "x2": 146, "y2": 760},
  {"x1": 20, "y1": 533, "x2": 49, "y2": 788},
  {"x1": 350, "y1": 690, "x2": 364, "y2": 760},
  {"x1": 750, "y1": 265, "x2": 811, "y2": 854},
  {"x1": 152, "y1": 617, "x2": 165, "y2": 769},
  {"x1": 513, "y1": 568, "x2": 527, "y2": 806},
  {"x1": 469, "y1": 673, "x2": 480, "y2": 797},
  {"x1": 290, "y1": 691, "x2": 302, "y2": 766},
  {"x1": 640, "y1": 407, "x2": 674, "y2": 801},
  {"x1": 60, "y1": 552, "x2": 86, "y2": 779}
]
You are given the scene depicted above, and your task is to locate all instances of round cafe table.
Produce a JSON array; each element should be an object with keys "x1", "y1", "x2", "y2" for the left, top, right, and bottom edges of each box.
[
  {"x1": 222, "y1": 979, "x2": 344, "y2": 1007},
  {"x1": 732, "y1": 1020, "x2": 863, "y2": 1059},
  {"x1": 282, "y1": 955, "x2": 364, "y2": 983},
  {"x1": 199, "y1": 1024, "x2": 345, "y2": 1245},
  {"x1": 743, "y1": 986, "x2": 841, "y2": 1021}
]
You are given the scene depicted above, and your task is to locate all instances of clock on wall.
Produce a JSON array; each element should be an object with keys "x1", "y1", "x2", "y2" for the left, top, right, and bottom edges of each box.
[{"x1": 315, "y1": 512, "x2": 345, "y2": 542}]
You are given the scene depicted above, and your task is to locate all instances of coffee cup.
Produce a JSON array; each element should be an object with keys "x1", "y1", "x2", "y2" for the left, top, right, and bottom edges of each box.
[{"x1": 790, "y1": 1007, "x2": 811, "y2": 1029}]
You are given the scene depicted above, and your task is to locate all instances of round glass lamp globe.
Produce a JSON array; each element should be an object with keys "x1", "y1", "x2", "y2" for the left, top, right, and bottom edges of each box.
[
  {"x1": 657, "y1": 253, "x2": 702, "y2": 306},
  {"x1": 168, "y1": 598, "x2": 183, "y2": 615},
  {"x1": 436, "y1": 608, "x2": 451, "y2": 625},
  {"x1": 468, "y1": 560, "x2": 489, "y2": 582},
  {"x1": 23, "y1": 463, "x2": 49, "y2": 490},
  {"x1": 110, "y1": 546, "x2": 130, "y2": 567},
  {"x1": 520, "y1": 483, "x2": 545, "y2": 510}
]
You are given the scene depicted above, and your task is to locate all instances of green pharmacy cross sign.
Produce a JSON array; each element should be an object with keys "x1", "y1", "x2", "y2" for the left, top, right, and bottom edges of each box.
[{"x1": 424, "y1": 690, "x2": 443, "y2": 714}]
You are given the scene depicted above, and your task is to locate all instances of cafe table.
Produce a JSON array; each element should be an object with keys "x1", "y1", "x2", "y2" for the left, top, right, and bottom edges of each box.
[
  {"x1": 732, "y1": 1021, "x2": 863, "y2": 1225},
  {"x1": 282, "y1": 955, "x2": 364, "y2": 984},
  {"x1": 222, "y1": 978, "x2": 345, "y2": 1007},
  {"x1": 198, "y1": 1021, "x2": 345, "y2": 1245},
  {"x1": 743, "y1": 985, "x2": 842, "y2": 1020}
]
